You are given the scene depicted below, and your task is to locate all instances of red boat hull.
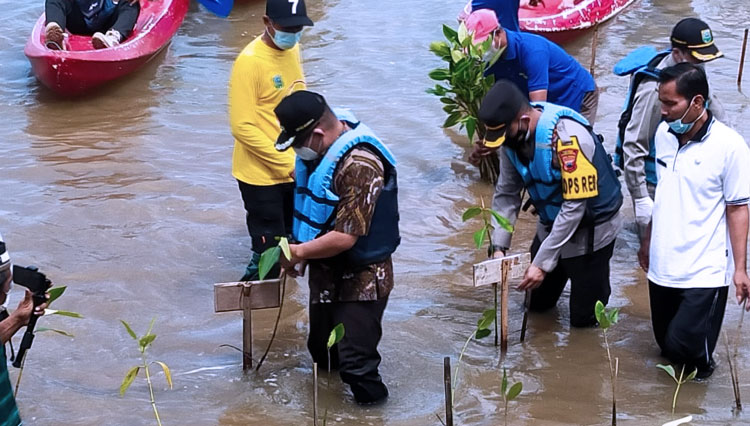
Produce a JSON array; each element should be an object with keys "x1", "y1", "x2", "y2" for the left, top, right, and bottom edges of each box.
[
  {"x1": 520, "y1": 0, "x2": 637, "y2": 44},
  {"x1": 24, "y1": 0, "x2": 189, "y2": 95}
]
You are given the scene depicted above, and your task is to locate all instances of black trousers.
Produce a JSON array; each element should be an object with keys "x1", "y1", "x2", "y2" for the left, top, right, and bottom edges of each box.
[
  {"x1": 45, "y1": 0, "x2": 140, "y2": 37},
  {"x1": 237, "y1": 181, "x2": 294, "y2": 254},
  {"x1": 308, "y1": 298, "x2": 389, "y2": 404},
  {"x1": 648, "y1": 281, "x2": 728, "y2": 373},
  {"x1": 529, "y1": 237, "x2": 615, "y2": 327}
]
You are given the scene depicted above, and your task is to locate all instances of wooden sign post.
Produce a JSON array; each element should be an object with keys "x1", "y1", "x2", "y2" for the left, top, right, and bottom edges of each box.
[
  {"x1": 214, "y1": 279, "x2": 281, "y2": 371},
  {"x1": 472, "y1": 253, "x2": 531, "y2": 352}
]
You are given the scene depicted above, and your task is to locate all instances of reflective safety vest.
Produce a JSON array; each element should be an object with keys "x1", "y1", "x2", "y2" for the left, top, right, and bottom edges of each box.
[
  {"x1": 293, "y1": 109, "x2": 400, "y2": 266},
  {"x1": 76, "y1": 0, "x2": 117, "y2": 31},
  {"x1": 505, "y1": 102, "x2": 623, "y2": 227},
  {"x1": 613, "y1": 46, "x2": 670, "y2": 186}
]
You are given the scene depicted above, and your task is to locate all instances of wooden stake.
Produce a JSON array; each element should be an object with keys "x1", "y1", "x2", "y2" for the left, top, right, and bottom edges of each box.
[
  {"x1": 444, "y1": 357, "x2": 453, "y2": 426},
  {"x1": 500, "y1": 260, "x2": 509, "y2": 353},
  {"x1": 493, "y1": 282, "x2": 499, "y2": 347},
  {"x1": 313, "y1": 362, "x2": 319, "y2": 426},
  {"x1": 612, "y1": 357, "x2": 619, "y2": 425},
  {"x1": 242, "y1": 286, "x2": 253, "y2": 371},
  {"x1": 738, "y1": 29, "x2": 749, "y2": 88},
  {"x1": 589, "y1": 25, "x2": 600, "y2": 77},
  {"x1": 520, "y1": 290, "x2": 530, "y2": 342}
]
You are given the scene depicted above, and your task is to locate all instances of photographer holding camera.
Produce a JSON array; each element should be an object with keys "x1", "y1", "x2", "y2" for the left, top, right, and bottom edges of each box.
[{"x1": 0, "y1": 232, "x2": 47, "y2": 426}]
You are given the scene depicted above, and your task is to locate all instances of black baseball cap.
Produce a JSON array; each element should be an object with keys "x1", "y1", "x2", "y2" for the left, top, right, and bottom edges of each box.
[
  {"x1": 671, "y1": 18, "x2": 722, "y2": 62},
  {"x1": 274, "y1": 90, "x2": 327, "y2": 151},
  {"x1": 266, "y1": 0, "x2": 314, "y2": 27},
  {"x1": 478, "y1": 80, "x2": 528, "y2": 148}
]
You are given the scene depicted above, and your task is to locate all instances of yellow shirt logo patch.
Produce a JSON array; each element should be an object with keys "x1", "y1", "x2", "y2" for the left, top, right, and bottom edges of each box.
[{"x1": 557, "y1": 136, "x2": 598, "y2": 200}]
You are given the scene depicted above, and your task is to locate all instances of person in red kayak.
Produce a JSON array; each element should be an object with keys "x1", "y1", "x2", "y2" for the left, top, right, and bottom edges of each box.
[{"x1": 44, "y1": 0, "x2": 140, "y2": 50}]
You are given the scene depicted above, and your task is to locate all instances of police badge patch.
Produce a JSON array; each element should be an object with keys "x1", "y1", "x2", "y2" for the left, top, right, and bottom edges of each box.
[
  {"x1": 558, "y1": 148, "x2": 578, "y2": 172},
  {"x1": 701, "y1": 29, "x2": 712, "y2": 43}
]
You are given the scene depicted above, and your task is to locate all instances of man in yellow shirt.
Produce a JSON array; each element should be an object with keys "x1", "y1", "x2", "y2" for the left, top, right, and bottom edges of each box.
[{"x1": 228, "y1": 0, "x2": 313, "y2": 280}]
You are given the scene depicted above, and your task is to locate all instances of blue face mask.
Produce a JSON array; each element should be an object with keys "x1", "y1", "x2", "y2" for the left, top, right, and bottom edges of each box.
[
  {"x1": 667, "y1": 96, "x2": 704, "y2": 134},
  {"x1": 270, "y1": 28, "x2": 302, "y2": 50}
]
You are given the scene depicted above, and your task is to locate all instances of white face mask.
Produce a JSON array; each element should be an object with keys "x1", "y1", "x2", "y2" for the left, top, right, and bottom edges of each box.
[
  {"x1": 482, "y1": 41, "x2": 506, "y2": 64},
  {"x1": 294, "y1": 146, "x2": 320, "y2": 161}
]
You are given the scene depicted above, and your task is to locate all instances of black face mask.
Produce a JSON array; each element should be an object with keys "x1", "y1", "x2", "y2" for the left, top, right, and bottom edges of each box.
[{"x1": 506, "y1": 119, "x2": 534, "y2": 164}]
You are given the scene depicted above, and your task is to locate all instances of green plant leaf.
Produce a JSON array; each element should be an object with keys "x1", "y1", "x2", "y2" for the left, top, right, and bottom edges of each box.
[
  {"x1": 462, "y1": 207, "x2": 482, "y2": 222},
  {"x1": 36, "y1": 327, "x2": 74, "y2": 338},
  {"x1": 457, "y1": 22, "x2": 468, "y2": 45},
  {"x1": 279, "y1": 237, "x2": 292, "y2": 262},
  {"x1": 477, "y1": 309, "x2": 496, "y2": 331},
  {"x1": 153, "y1": 361, "x2": 173, "y2": 389},
  {"x1": 45, "y1": 309, "x2": 83, "y2": 318},
  {"x1": 473, "y1": 228, "x2": 486, "y2": 249},
  {"x1": 145, "y1": 317, "x2": 156, "y2": 336},
  {"x1": 475, "y1": 328, "x2": 491, "y2": 339},
  {"x1": 488, "y1": 210, "x2": 514, "y2": 232},
  {"x1": 442, "y1": 104, "x2": 457, "y2": 114},
  {"x1": 501, "y1": 368, "x2": 508, "y2": 394},
  {"x1": 258, "y1": 246, "x2": 281, "y2": 281},
  {"x1": 443, "y1": 112, "x2": 462, "y2": 129},
  {"x1": 594, "y1": 301, "x2": 609, "y2": 329},
  {"x1": 442, "y1": 24, "x2": 458, "y2": 43},
  {"x1": 46, "y1": 286, "x2": 66, "y2": 305},
  {"x1": 120, "y1": 366, "x2": 140, "y2": 396},
  {"x1": 465, "y1": 116, "x2": 477, "y2": 143},
  {"x1": 450, "y1": 49, "x2": 465, "y2": 63},
  {"x1": 428, "y1": 68, "x2": 451, "y2": 81},
  {"x1": 139, "y1": 333, "x2": 156, "y2": 350},
  {"x1": 656, "y1": 364, "x2": 676, "y2": 380},
  {"x1": 685, "y1": 368, "x2": 698, "y2": 382},
  {"x1": 429, "y1": 41, "x2": 451, "y2": 58},
  {"x1": 507, "y1": 382, "x2": 523, "y2": 400},
  {"x1": 121, "y1": 320, "x2": 137, "y2": 340},
  {"x1": 608, "y1": 308, "x2": 620, "y2": 326},
  {"x1": 327, "y1": 323, "x2": 345, "y2": 349}
]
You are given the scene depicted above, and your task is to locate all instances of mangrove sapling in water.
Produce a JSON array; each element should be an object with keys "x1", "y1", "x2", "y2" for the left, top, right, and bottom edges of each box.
[
  {"x1": 120, "y1": 318, "x2": 173, "y2": 426},
  {"x1": 594, "y1": 300, "x2": 619, "y2": 426},
  {"x1": 321, "y1": 323, "x2": 345, "y2": 426},
  {"x1": 656, "y1": 364, "x2": 697, "y2": 415},
  {"x1": 437, "y1": 309, "x2": 495, "y2": 425},
  {"x1": 501, "y1": 368, "x2": 522, "y2": 426},
  {"x1": 462, "y1": 202, "x2": 513, "y2": 346},
  {"x1": 254, "y1": 237, "x2": 291, "y2": 371},
  {"x1": 15, "y1": 285, "x2": 82, "y2": 396},
  {"x1": 427, "y1": 23, "x2": 502, "y2": 183}
]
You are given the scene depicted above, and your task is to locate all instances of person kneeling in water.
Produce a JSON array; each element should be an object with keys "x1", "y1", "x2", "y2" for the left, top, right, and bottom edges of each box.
[{"x1": 44, "y1": 0, "x2": 140, "y2": 50}]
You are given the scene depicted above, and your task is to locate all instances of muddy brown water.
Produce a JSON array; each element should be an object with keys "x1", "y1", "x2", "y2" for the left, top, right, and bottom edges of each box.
[{"x1": 2, "y1": 0, "x2": 750, "y2": 424}]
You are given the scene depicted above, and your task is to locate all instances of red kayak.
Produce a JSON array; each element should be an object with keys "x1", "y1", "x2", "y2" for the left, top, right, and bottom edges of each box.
[
  {"x1": 520, "y1": 0, "x2": 637, "y2": 44},
  {"x1": 24, "y1": 0, "x2": 189, "y2": 95}
]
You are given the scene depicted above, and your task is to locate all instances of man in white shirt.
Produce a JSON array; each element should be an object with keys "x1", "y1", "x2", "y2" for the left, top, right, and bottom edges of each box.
[{"x1": 638, "y1": 63, "x2": 750, "y2": 379}]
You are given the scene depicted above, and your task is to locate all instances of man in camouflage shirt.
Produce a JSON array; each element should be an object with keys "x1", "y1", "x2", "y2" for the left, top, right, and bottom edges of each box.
[{"x1": 274, "y1": 91, "x2": 399, "y2": 405}]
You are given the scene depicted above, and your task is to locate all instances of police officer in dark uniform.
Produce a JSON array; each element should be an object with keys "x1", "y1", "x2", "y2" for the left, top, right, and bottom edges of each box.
[{"x1": 479, "y1": 80, "x2": 623, "y2": 327}]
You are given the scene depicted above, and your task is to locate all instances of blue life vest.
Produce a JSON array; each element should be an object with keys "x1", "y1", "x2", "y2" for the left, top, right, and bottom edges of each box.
[
  {"x1": 505, "y1": 102, "x2": 622, "y2": 227},
  {"x1": 76, "y1": 0, "x2": 117, "y2": 31},
  {"x1": 613, "y1": 46, "x2": 670, "y2": 186},
  {"x1": 293, "y1": 109, "x2": 400, "y2": 266}
]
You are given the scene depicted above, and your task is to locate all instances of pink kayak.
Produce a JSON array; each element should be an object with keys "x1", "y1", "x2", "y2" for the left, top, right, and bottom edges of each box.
[
  {"x1": 520, "y1": 0, "x2": 637, "y2": 44},
  {"x1": 24, "y1": 0, "x2": 189, "y2": 95}
]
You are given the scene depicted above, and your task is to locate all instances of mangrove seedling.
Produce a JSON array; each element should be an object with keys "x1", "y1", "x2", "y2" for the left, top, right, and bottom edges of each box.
[
  {"x1": 501, "y1": 368, "x2": 523, "y2": 426},
  {"x1": 254, "y1": 237, "x2": 291, "y2": 371},
  {"x1": 321, "y1": 323, "x2": 345, "y2": 426},
  {"x1": 463, "y1": 202, "x2": 513, "y2": 346},
  {"x1": 453, "y1": 308, "x2": 495, "y2": 405},
  {"x1": 120, "y1": 318, "x2": 173, "y2": 426},
  {"x1": 594, "y1": 300, "x2": 619, "y2": 426},
  {"x1": 15, "y1": 285, "x2": 82, "y2": 396},
  {"x1": 428, "y1": 22, "x2": 502, "y2": 183},
  {"x1": 656, "y1": 364, "x2": 697, "y2": 415}
]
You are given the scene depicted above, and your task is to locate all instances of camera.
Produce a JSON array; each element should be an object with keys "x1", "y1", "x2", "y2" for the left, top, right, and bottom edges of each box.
[{"x1": 12, "y1": 265, "x2": 51, "y2": 296}]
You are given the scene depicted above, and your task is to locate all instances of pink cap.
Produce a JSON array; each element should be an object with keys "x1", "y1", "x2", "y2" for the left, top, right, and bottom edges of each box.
[{"x1": 465, "y1": 9, "x2": 499, "y2": 43}]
